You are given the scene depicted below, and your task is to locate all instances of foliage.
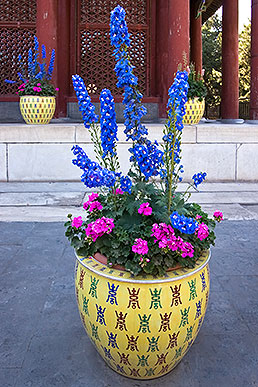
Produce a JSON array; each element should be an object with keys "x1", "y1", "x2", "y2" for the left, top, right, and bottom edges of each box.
[
  {"x1": 202, "y1": 13, "x2": 222, "y2": 108},
  {"x1": 187, "y1": 63, "x2": 207, "y2": 101},
  {"x1": 65, "y1": 6, "x2": 222, "y2": 276},
  {"x1": 239, "y1": 22, "x2": 251, "y2": 102},
  {"x1": 5, "y1": 36, "x2": 58, "y2": 97}
]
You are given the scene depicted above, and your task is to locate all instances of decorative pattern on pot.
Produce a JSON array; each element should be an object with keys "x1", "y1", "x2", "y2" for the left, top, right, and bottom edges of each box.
[
  {"x1": 75, "y1": 250, "x2": 210, "y2": 380},
  {"x1": 20, "y1": 96, "x2": 56, "y2": 124},
  {"x1": 183, "y1": 98, "x2": 205, "y2": 125}
]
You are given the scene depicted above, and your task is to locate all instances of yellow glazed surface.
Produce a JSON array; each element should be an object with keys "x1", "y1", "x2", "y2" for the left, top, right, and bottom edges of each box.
[
  {"x1": 183, "y1": 98, "x2": 205, "y2": 125},
  {"x1": 75, "y1": 251, "x2": 210, "y2": 380},
  {"x1": 20, "y1": 96, "x2": 56, "y2": 124}
]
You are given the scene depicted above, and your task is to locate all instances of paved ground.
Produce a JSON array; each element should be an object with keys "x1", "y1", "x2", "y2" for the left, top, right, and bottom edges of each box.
[
  {"x1": 1, "y1": 182, "x2": 258, "y2": 221},
  {"x1": 0, "y1": 183, "x2": 258, "y2": 386}
]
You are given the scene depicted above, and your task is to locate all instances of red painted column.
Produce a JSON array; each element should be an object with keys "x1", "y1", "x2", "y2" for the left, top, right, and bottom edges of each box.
[
  {"x1": 221, "y1": 0, "x2": 239, "y2": 119},
  {"x1": 250, "y1": 0, "x2": 258, "y2": 120},
  {"x1": 156, "y1": 0, "x2": 190, "y2": 117},
  {"x1": 56, "y1": 0, "x2": 70, "y2": 117},
  {"x1": 36, "y1": 0, "x2": 58, "y2": 111},
  {"x1": 190, "y1": 3, "x2": 202, "y2": 75}
]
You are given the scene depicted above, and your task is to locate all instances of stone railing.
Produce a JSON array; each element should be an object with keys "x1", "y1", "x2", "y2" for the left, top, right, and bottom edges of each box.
[{"x1": 0, "y1": 123, "x2": 257, "y2": 181}]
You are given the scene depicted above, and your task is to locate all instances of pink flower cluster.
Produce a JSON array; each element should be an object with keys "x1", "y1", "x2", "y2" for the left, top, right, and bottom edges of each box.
[
  {"x1": 85, "y1": 217, "x2": 114, "y2": 242},
  {"x1": 196, "y1": 222, "x2": 209, "y2": 241},
  {"x1": 33, "y1": 83, "x2": 42, "y2": 93},
  {"x1": 151, "y1": 223, "x2": 194, "y2": 258},
  {"x1": 83, "y1": 193, "x2": 103, "y2": 212},
  {"x1": 18, "y1": 83, "x2": 26, "y2": 92},
  {"x1": 115, "y1": 188, "x2": 124, "y2": 195},
  {"x1": 72, "y1": 216, "x2": 83, "y2": 229},
  {"x1": 138, "y1": 202, "x2": 152, "y2": 216},
  {"x1": 213, "y1": 211, "x2": 223, "y2": 222},
  {"x1": 132, "y1": 238, "x2": 149, "y2": 255}
]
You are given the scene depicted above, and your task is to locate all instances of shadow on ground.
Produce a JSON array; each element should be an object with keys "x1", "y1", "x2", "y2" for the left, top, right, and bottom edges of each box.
[{"x1": 0, "y1": 221, "x2": 257, "y2": 387}]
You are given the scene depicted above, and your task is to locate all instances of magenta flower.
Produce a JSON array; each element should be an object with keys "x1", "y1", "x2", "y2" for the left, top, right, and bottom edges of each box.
[
  {"x1": 196, "y1": 215, "x2": 202, "y2": 220},
  {"x1": 56, "y1": 87, "x2": 59, "y2": 91},
  {"x1": 88, "y1": 193, "x2": 99, "y2": 202},
  {"x1": 132, "y1": 238, "x2": 149, "y2": 255},
  {"x1": 138, "y1": 202, "x2": 152, "y2": 216},
  {"x1": 83, "y1": 193, "x2": 100, "y2": 210},
  {"x1": 88, "y1": 200, "x2": 103, "y2": 212},
  {"x1": 196, "y1": 223, "x2": 209, "y2": 241},
  {"x1": 33, "y1": 86, "x2": 38, "y2": 92},
  {"x1": 37, "y1": 83, "x2": 41, "y2": 86},
  {"x1": 85, "y1": 217, "x2": 114, "y2": 241},
  {"x1": 72, "y1": 216, "x2": 83, "y2": 228},
  {"x1": 179, "y1": 241, "x2": 194, "y2": 258},
  {"x1": 213, "y1": 211, "x2": 223, "y2": 222},
  {"x1": 115, "y1": 188, "x2": 124, "y2": 195}
]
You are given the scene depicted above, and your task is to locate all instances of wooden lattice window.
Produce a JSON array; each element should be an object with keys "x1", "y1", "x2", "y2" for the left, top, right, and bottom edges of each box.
[
  {"x1": 0, "y1": 0, "x2": 36, "y2": 97},
  {"x1": 78, "y1": 0, "x2": 150, "y2": 96}
]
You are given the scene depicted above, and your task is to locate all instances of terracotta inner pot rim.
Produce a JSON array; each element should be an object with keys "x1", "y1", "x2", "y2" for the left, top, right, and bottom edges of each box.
[{"x1": 75, "y1": 250, "x2": 211, "y2": 284}]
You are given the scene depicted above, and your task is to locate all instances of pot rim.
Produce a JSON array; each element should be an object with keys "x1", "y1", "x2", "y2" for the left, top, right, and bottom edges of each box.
[
  {"x1": 20, "y1": 95, "x2": 56, "y2": 99},
  {"x1": 75, "y1": 249, "x2": 210, "y2": 284}
]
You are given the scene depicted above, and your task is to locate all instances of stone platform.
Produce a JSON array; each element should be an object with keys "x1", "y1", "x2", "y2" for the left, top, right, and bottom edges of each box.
[{"x1": 0, "y1": 122, "x2": 258, "y2": 182}]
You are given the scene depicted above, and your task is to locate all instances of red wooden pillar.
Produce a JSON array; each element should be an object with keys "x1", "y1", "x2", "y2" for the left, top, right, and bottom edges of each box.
[
  {"x1": 250, "y1": 0, "x2": 258, "y2": 120},
  {"x1": 56, "y1": 0, "x2": 70, "y2": 117},
  {"x1": 221, "y1": 0, "x2": 239, "y2": 120},
  {"x1": 190, "y1": 3, "x2": 202, "y2": 75},
  {"x1": 156, "y1": 0, "x2": 190, "y2": 117},
  {"x1": 36, "y1": 0, "x2": 58, "y2": 87}
]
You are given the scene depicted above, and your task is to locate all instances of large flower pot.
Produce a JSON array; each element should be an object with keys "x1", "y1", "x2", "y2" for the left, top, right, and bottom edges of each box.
[
  {"x1": 183, "y1": 97, "x2": 205, "y2": 125},
  {"x1": 75, "y1": 250, "x2": 210, "y2": 380},
  {"x1": 20, "y1": 95, "x2": 56, "y2": 124}
]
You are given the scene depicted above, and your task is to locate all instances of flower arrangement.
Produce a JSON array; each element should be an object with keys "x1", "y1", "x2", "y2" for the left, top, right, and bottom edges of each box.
[
  {"x1": 5, "y1": 36, "x2": 58, "y2": 97},
  {"x1": 186, "y1": 63, "x2": 207, "y2": 102},
  {"x1": 65, "y1": 6, "x2": 222, "y2": 276}
]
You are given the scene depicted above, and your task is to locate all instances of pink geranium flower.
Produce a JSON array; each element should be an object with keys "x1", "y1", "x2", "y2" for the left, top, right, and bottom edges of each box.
[
  {"x1": 132, "y1": 238, "x2": 148, "y2": 255},
  {"x1": 83, "y1": 193, "x2": 100, "y2": 210},
  {"x1": 213, "y1": 211, "x2": 223, "y2": 222},
  {"x1": 88, "y1": 201, "x2": 103, "y2": 212},
  {"x1": 85, "y1": 217, "x2": 114, "y2": 241},
  {"x1": 115, "y1": 188, "x2": 124, "y2": 195},
  {"x1": 72, "y1": 216, "x2": 83, "y2": 228},
  {"x1": 138, "y1": 202, "x2": 152, "y2": 216},
  {"x1": 196, "y1": 223, "x2": 209, "y2": 241}
]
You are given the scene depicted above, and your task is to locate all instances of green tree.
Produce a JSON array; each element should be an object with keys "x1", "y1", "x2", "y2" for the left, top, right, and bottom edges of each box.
[
  {"x1": 239, "y1": 22, "x2": 251, "y2": 102},
  {"x1": 202, "y1": 13, "x2": 222, "y2": 113}
]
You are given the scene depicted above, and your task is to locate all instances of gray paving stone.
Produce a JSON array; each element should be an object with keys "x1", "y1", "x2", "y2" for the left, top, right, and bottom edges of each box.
[{"x1": 0, "y1": 221, "x2": 257, "y2": 386}]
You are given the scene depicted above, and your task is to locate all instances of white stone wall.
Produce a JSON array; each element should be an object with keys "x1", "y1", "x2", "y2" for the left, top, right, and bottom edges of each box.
[{"x1": 0, "y1": 123, "x2": 258, "y2": 182}]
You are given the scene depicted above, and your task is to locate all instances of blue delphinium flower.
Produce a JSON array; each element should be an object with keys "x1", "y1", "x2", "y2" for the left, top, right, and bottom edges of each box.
[
  {"x1": 99, "y1": 89, "x2": 118, "y2": 158},
  {"x1": 192, "y1": 172, "x2": 207, "y2": 187},
  {"x1": 72, "y1": 75, "x2": 98, "y2": 129},
  {"x1": 170, "y1": 211, "x2": 198, "y2": 234},
  {"x1": 110, "y1": 5, "x2": 164, "y2": 179},
  {"x1": 167, "y1": 71, "x2": 189, "y2": 132},
  {"x1": 120, "y1": 175, "x2": 132, "y2": 194},
  {"x1": 130, "y1": 140, "x2": 164, "y2": 180},
  {"x1": 110, "y1": 6, "x2": 148, "y2": 143},
  {"x1": 28, "y1": 48, "x2": 33, "y2": 77},
  {"x1": 42, "y1": 44, "x2": 46, "y2": 60},
  {"x1": 72, "y1": 145, "x2": 116, "y2": 188},
  {"x1": 46, "y1": 49, "x2": 55, "y2": 80},
  {"x1": 110, "y1": 5, "x2": 131, "y2": 50}
]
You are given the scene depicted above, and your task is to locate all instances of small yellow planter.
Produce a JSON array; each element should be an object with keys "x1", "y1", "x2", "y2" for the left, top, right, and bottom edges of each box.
[
  {"x1": 20, "y1": 95, "x2": 56, "y2": 124},
  {"x1": 183, "y1": 98, "x2": 205, "y2": 125},
  {"x1": 75, "y1": 250, "x2": 210, "y2": 380}
]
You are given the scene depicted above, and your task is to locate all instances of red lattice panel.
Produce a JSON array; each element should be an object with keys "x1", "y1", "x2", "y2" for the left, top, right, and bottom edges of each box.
[
  {"x1": 78, "y1": 0, "x2": 150, "y2": 96},
  {"x1": 0, "y1": 0, "x2": 36, "y2": 22},
  {"x1": 0, "y1": 28, "x2": 36, "y2": 95},
  {"x1": 0, "y1": 0, "x2": 36, "y2": 97},
  {"x1": 80, "y1": 0, "x2": 147, "y2": 24}
]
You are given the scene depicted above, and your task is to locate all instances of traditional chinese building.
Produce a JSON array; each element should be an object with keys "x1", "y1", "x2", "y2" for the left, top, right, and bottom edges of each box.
[{"x1": 1, "y1": 0, "x2": 258, "y2": 121}]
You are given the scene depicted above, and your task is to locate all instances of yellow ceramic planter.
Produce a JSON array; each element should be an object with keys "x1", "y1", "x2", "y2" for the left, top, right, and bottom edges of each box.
[
  {"x1": 75, "y1": 250, "x2": 210, "y2": 380},
  {"x1": 20, "y1": 95, "x2": 56, "y2": 124},
  {"x1": 183, "y1": 97, "x2": 205, "y2": 125}
]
